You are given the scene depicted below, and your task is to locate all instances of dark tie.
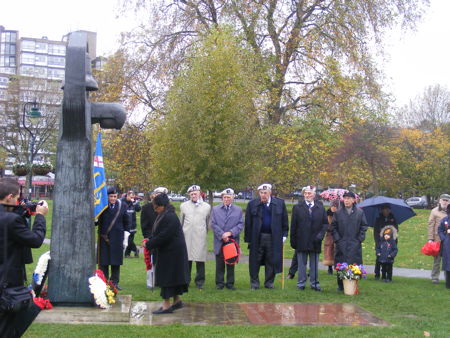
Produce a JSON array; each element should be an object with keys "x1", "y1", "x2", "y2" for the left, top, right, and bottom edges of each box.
[
  {"x1": 110, "y1": 204, "x2": 114, "y2": 209},
  {"x1": 308, "y1": 203, "x2": 312, "y2": 215}
]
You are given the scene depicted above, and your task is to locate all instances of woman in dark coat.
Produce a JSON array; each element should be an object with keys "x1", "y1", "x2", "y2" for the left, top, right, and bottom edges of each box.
[
  {"x1": 144, "y1": 193, "x2": 189, "y2": 314},
  {"x1": 438, "y1": 204, "x2": 450, "y2": 289}
]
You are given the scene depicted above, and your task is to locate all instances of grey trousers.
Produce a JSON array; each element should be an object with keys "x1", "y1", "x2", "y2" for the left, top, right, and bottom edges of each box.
[
  {"x1": 431, "y1": 253, "x2": 442, "y2": 281},
  {"x1": 297, "y1": 252, "x2": 320, "y2": 288}
]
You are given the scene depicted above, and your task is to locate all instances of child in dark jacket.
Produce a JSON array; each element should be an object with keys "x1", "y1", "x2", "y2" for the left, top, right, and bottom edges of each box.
[{"x1": 376, "y1": 226, "x2": 398, "y2": 282}]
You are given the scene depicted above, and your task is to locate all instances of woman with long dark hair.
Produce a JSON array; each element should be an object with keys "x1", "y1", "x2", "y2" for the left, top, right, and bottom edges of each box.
[{"x1": 143, "y1": 193, "x2": 189, "y2": 314}]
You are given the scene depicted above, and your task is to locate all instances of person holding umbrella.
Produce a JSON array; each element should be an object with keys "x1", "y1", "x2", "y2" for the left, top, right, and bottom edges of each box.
[{"x1": 373, "y1": 205, "x2": 398, "y2": 280}]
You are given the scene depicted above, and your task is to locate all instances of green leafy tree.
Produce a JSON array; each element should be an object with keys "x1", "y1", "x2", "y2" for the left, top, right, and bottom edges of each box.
[
  {"x1": 120, "y1": 0, "x2": 427, "y2": 124},
  {"x1": 150, "y1": 28, "x2": 261, "y2": 202}
]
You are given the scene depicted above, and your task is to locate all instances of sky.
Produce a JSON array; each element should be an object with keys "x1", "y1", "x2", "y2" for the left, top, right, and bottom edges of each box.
[{"x1": 1, "y1": 0, "x2": 450, "y2": 108}]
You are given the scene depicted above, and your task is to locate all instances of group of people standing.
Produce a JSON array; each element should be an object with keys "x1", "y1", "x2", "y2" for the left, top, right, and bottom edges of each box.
[{"x1": 96, "y1": 183, "x2": 450, "y2": 316}]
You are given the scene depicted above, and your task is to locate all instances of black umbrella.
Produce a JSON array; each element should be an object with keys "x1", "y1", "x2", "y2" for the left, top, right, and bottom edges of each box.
[{"x1": 357, "y1": 196, "x2": 416, "y2": 227}]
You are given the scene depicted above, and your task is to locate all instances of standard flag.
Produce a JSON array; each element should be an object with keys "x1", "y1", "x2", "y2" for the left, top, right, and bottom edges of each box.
[{"x1": 93, "y1": 132, "x2": 108, "y2": 219}]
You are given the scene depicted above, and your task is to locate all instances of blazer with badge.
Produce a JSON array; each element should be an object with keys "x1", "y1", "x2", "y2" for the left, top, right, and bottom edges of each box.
[
  {"x1": 0, "y1": 204, "x2": 46, "y2": 286},
  {"x1": 290, "y1": 200, "x2": 328, "y2": 253}
]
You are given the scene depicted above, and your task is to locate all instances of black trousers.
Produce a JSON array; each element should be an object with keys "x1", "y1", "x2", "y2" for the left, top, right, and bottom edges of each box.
[
  {"x1": 374, "y1": 258, "x2": 381, "y2": 277},
  {"x1": 188, "y1": 261, "x2": 205, "y2": 287},
  {"x1": 124, "y1": 232, "x2": 137, "y2": 255},
  {"x1": 0, "y1": 311, "x2": 15, "y2": 337},
  {"x1": 250, "y1": 233, "x2": 275, "y2": 288},
  {"x1": 215, "y1": 253, "x2": 235, "y2": 288},
  {"x1": 381, "y1": 262, "x2": 393, "y2": 280},
  {"x1": 288, "y1": 252, "x2": 298, "y2": 276},
  {"x1": 446, "y1": 271, "x2": 450, "y2": 289},
  {"x1": 100, "y1": 265, "x2": 120, "y2": 285}
]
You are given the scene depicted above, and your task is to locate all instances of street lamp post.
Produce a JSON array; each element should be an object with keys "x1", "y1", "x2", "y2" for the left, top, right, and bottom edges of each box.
[{"x1": 22, "y1": 100, "x2": 41, "y2": 199}]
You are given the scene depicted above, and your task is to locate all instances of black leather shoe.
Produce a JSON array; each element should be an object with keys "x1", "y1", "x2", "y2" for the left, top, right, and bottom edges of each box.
[
  {"x1": 170, "y1": 301, "x2": 184, "y2": 310},
  {"x1": 152, "y1": 307, "x2": 173, "y2": 314},
  {"x1": 287, "y1": 273, "x2": 295, "y2": 280},
  {"x1": 337, "y1": 287, "x2": 343, "y2": 292},
  {"x1": 251, "y1": 286, "x2": 259, "y2": 290},
  {"x1": 374, "y1": 275, "x2": 380, "y2": 280},
  {"x1": 216, "y1": 285, "x2": 224, "y2": 290},
  {"x1": 311, "y1": 286, "x2": 322, "y2": 292},
  {"x1": 264, "y1": 285, "x2": 274, "y2": 289},
  {"x1": 197, "y1": 285, "x2": 203, "y2": 290},
  {"x1": 297, "y1": 286, "x2": 305, "y2": 290},
  {"x1": 226, "y1": 286, "x2": 236, "y2": 291}
]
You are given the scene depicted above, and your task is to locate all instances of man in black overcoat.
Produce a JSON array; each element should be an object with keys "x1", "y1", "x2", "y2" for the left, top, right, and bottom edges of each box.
[
  {"x1": 244, "y1": 183, "x2": 288, "y2": 289},
  {"x1": 141, "y1": 187, "x2": 168, "y2": 239},
  {"x1": 331, "y1": 191, "x2": 368, "y2": 291},
  {"x1": 0, "y1": 178, "x2": 48, "y2": 337},
  {"x1": 290, "y1": 185, "x2": 328, "y2": 291},
  {"x1": 97, "y1": 188, "x2": 130, "y2": 289},
  {"x1": 122, "y1": 190, "x2": 141, "y2": 258}
]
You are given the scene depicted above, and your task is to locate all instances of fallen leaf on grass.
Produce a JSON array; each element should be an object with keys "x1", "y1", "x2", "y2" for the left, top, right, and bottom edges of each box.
[{"x1": 424, "y1": 331, "x2": 430, "y2": 336}]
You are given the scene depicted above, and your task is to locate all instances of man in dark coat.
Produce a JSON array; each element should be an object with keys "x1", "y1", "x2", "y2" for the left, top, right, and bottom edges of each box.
[
  {"x1": 97, "y1": 187, "x2": 130, "y2": 289},
  {"x1": 331, "y1": 191, "x2": 368, "y2": 291},
  {"x1": 290, "y1": 185, "x2": 328, "y2": 291},
  {"x1": 0, "y1": 178, "x2": 48, "y2": 337},
  {"x1": 122, "y1": 190, "x2": 141, "y2": 258},
  {"x1": 244, "y1": 183, "x2": 288, "y2": 289},
  {"x1": 373, "y1": 205, "x2": 398, "y2": 279}
]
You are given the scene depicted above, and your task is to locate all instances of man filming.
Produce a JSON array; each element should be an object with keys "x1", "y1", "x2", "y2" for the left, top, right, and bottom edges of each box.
[{"x1": 0, "y1": 178, "x2": 48, "y2": 337}]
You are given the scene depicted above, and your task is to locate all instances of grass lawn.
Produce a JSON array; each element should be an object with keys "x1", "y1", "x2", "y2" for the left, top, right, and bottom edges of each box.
[{"x1": 24, "y1": 201, "x2": 448, "y2": 337}]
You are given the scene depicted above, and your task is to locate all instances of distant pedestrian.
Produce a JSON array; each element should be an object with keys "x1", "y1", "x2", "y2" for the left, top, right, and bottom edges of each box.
[
  {"x1": 122, "y1": 190, "x2": 141, "y2": 258},
  {"x1": 180, "y1": 185, "x2": 211, "y2": 290},
  {"x1": 438, "y1": 204, "x2": 450, "y2": 289},
  {"x1": 323, "y1": 199, "x2": 340, "y2": 274},
  {"x1": 427, "y1": 194, "x2": 449, "y2": 284},
  {"x1": 97, "y1": 187, "x2": 131, "y2": 290},
  {"x1": 290, "y1": 185, "x2": 328, "y2": 291},
  {"x1": 244, "y1": 183, "x2": 288, "y2": 290},
  {"x1": 373, "y1": 205, "x2": 398, "y2": 280},
  {"x1": 210, "y1": 188, "x2": 243, "y2": 290},
  {"x1": 331, "y1": 191, "x2": 368, "y2": 292},
  {"x1": 143, "y1": 193, "x2": 189, "y2": 314},
  {"x1": 376, "y1": 226, "x2": 398, "y2": 282}
]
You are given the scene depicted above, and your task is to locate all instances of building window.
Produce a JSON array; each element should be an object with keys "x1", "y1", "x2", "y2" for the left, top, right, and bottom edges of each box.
[
  {"x1": 21, "y1": 40, "x2": 35, "y2": 51},
  {"x1": 35, "y1": 54, "x2": 47, "y2": 65},
  {"x1": 48, "y1": 56, "x2": 65, "y2": 67},
  {"x1": 35, "y1": 42, "x2": 48, "y2": 53},
  {"x1": 21, "y1": 52, "x2": 35, "y2": 64},
  {"x1": 48, "y1": 44, "x2": 66, "y2": 55},
  {"x1": 20, "y1": 65, "x2": 35, "y2": 76}
]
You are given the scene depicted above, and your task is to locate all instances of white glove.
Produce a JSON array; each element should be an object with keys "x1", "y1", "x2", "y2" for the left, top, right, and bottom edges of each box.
[
  {"x1": 123, "y1": 231, "x2": 130, "y2": 248},
  {"x1": 283, "y1": 236, "x2": 287, "y2": 243}
]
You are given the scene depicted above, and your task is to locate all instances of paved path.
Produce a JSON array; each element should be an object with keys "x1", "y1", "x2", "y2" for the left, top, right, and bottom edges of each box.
[{"x1": 42, "y1": 239, "x2": 445, "y2": 281}]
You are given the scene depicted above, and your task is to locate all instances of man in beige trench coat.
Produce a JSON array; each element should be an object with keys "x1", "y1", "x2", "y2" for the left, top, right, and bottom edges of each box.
[{"x1": 180, "y1": 185, "x2": 211, "y2": 289}]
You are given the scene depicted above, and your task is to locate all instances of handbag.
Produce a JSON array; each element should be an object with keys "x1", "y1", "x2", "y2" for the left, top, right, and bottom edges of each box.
[
  {"x1": 222, "y1": 238, "x2": 240, "y2": 265},
  {"x1": 1, "y1": 220, "x2": 32, "y2": 313},
  {"x1": 420, "y1": 241, "x2": 440, "y2": 257}
]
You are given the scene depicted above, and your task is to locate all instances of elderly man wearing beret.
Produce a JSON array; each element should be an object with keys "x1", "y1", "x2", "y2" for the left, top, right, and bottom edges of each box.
[
  {"x1": 211, "y1": 188, "x2": 244, "y2": 290},
  {"x1": 290, "y1": 185, "x2": 328, "y2": 291},
  {"x1": 244, "y1": 183, "x2": 289, "y2": 290},
  {"x1": 97, "y1": 187, "x2": 131, "y2": 290},
  {"x1": 180, "y1": 185, "x2": 211, "y2": 290},
  {"x1": 331, "y1": 191, "x2": 368, "y2": 291}
]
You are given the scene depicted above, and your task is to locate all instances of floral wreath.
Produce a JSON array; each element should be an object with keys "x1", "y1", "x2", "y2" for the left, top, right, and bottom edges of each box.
[
  {"x1": 30, "y1": 251, "x2": 53, "y2": 310},
  {"x1": 88, "y1": 270, "x2": 118, "y2": 309}
]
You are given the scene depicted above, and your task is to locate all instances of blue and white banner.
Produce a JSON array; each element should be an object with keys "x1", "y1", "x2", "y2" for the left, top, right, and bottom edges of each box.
[{"x1": 93, "y1": 132, "x2": 108, "y2": 219}]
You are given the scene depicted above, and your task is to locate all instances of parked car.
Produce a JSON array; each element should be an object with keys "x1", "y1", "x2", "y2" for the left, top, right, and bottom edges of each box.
[
  {"x1": 405, "y1": 196, "x2": 428, "y2": 209},
  {"x1": 168, "y1": 194, "x2": 188, "y2": 202},
  {"x1": 213, "y1": 191, "x2": 222, "y2": 198}
]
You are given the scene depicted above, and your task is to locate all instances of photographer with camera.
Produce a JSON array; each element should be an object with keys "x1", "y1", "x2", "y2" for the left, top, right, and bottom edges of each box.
[{"x1": 0, "y1": 178, "x2": 48, "y2": 337}]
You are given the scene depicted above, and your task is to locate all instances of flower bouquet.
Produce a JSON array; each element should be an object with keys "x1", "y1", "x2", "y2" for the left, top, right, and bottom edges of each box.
[
  {"x1": 335, "y1": 263, "x2": 367, "y2": 295},
  {"x1": 88, "y1": 270, "x2": 118, "y2": 309}
]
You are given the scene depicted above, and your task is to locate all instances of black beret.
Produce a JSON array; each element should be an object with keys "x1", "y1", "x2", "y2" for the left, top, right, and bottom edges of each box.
[
  {"x1": 107, "y1": 187, "x2": 117, "y2": 195},
  {"x1": 342, "y1": 191, "x2": 356, "y2": 199}
]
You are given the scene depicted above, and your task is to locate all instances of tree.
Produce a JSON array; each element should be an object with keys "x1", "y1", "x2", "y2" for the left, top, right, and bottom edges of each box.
[
  {"x1": 0, "y1": 76, "x2": 59, "y2": 169},
  {"x1": 330, "y1": 119, "x2": 396, "y2": 195},
  {"x1": 150, "y1": 28, "x2": 260, "y2": 202},
  {"x1": 120, "y1": 0, "x2": 427, "y2": 124},
  {"x1": 397, "y1": 84, "x2": 450, "y2": 131},
  {"x1": 391, "y1": 127, "x2": 450, "y2": 201}
]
